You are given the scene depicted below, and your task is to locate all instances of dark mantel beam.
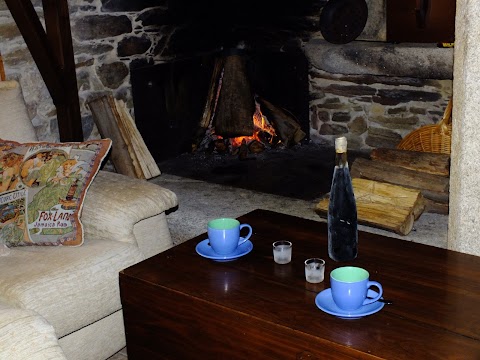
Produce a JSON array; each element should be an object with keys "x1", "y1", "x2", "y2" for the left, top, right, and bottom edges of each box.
[{"x1": 5, "y1": 0, "x2": 83, "y2": 142}]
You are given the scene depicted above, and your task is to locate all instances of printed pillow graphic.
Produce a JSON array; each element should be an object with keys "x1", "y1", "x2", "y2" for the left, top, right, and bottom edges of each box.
[{"x1": 0, "y1": 139, "x2": 111, "y2": 246}]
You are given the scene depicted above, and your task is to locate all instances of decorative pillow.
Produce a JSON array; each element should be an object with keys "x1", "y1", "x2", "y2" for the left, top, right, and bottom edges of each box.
[{"x1": 0, "y1": 139, "x2": 112, "y2": 246}]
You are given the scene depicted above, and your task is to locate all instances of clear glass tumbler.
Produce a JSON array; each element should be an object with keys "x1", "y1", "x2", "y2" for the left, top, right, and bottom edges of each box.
[
  {"x1": 304, "y1": 258, "x2": 325, "y2": 283},
  {"x1": 272, "y1": 240, "x2": 292, "y2": 264}
]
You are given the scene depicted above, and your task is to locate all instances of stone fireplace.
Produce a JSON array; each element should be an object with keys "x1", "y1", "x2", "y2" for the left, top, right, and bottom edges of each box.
[
  {"x1": 126, "y1": 0, "x2": 453, "y2": 162},
  {"x1": 0, "y1": 0, "x2": 453, "y2": 151}
]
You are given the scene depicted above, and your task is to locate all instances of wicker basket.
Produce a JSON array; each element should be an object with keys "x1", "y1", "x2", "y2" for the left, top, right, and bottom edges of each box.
[{"x1": 396, "y1": 98, "x2": 453, "y2": 154}]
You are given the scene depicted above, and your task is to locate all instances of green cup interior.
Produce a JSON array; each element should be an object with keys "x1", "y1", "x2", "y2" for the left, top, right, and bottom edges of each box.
[
  {"x1": 208, "y1": 218, "x2": 240, "y2": 230},
  {"x1": 331, "y1": 266, "x2": 369, "y2": 282}
]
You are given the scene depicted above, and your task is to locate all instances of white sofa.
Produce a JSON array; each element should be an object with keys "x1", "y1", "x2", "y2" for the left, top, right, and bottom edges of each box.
[{"x1": 0, "y1": 80, "x2": 178, "y2": 359}]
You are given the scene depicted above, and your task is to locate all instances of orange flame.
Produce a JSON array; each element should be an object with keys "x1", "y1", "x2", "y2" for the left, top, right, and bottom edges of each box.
[{"x1": 230, "y1": 103, "x2": 276, "y2": 148}]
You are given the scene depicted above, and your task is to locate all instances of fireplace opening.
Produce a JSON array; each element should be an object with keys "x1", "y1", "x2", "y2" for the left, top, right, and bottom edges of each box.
[
  {"x1": 131, "y1": 49, "x2": 310, "y2": 162},
  {"x1": 129, "y1": 49, "x2": 346, "y2": 200},
  {"x1": 195, "y1": 49, "x2": 310, "y2": 159}
]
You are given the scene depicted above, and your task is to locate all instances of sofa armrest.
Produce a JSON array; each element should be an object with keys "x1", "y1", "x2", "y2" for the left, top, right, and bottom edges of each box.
[
  {"x1": 0, "y1": 303, "x2": 67, "y2": 360},
  {"x1": 81, "y1": 171, "x2": 178, "y2": 246}
]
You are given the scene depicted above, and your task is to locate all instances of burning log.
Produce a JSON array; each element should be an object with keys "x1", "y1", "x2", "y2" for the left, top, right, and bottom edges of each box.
[
  {"x1": 248, "y1": 140, "x2": 265, "y2": 154},
  {"x1": 256, "y1": 96, "x2": 305, "y2": 146},
  {"x1": 214, "y1": 54, "x2": 255, "y2": 138},
  {"x1": 192, "y1": 57, "x2": 225, "y2": 151},
  {"x1": 238, "y1": 139, "x2": 248, "y2": 160},
  {"x1": 214, "y1": 139, "x2": 228, "y2": 154}
]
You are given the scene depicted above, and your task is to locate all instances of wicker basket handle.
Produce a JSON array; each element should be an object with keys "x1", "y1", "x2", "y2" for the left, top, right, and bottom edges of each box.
[{"x1": 439, "y1": 97, "x2": 453, "y2": 133}]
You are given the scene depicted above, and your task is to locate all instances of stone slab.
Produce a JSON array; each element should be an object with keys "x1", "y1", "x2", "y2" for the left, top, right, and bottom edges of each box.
[{"x1": 305, "y1": 39, "x2": 454, "y2": 79}]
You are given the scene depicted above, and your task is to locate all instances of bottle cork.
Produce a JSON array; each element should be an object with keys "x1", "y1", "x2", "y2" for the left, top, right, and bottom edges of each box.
[{"x1": 335, "y1": 136, "x2": 347, "y2": 153}]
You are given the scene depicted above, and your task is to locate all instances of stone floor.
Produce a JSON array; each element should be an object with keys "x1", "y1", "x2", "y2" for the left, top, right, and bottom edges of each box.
[
  {"x1": 152, "y1": 173, "x2": 449, "y2": 249},
  {"x1": 156, "y1": 143, "x2": 345, "y2": 200}
]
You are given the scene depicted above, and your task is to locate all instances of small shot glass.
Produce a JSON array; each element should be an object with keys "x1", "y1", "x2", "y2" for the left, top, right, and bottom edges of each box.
[
  {"x1": 304, "y1": 258, "x2": 325, "y2": 283},
  {"x1": 272, "y1": 240, "x2": 292, "y2": 264}
]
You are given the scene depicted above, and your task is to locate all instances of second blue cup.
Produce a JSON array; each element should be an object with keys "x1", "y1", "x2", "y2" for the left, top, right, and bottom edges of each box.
[{"x1": 330, "y1": 266, "x2": 383, "y2": 311}]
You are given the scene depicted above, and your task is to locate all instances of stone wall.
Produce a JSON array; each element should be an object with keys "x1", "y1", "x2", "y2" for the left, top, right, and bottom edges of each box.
[
  {"x1": 308, "y1": 69, "x2": 452, "y2": 150},
  {"x1": 305, "y1": 39, "x2": 453, "y2": 150},
  {"x1": 0, "y1": 0, "x2": 453, "y2": 153},
  {"x1": 0, "y1": 0, "x2": 170, "y2": 141}
]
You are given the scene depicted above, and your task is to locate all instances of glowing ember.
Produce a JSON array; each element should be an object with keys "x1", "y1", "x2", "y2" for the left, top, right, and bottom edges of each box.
[{"x1": 230, "y1": 101, "x2": 277, "y2": 149}]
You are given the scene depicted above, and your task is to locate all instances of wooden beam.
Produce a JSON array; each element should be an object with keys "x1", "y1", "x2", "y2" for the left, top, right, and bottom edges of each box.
[
  {"x1": 5, "y1": 0, "x2": 83, "y2": 141},
  {"x1": 42, "y1": 0, "x2": 83, "y2": 142}
]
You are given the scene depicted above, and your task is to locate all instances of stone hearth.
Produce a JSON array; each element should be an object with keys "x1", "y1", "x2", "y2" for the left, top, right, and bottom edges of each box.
[{"x1": 152, "y1": 173, "x2": 448, "y2": 248}]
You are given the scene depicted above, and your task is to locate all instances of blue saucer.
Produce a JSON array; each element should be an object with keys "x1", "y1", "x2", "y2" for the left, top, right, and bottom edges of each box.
[
  {"x1": 196, "y1": 238, "x2": 253, "y2": 262},
  {"x1": 315, "y1": 288, "x2": 385, "y2": 319}
]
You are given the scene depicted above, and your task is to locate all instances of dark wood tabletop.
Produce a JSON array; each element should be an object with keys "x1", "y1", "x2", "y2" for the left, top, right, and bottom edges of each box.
[{"x1": 120, "y1": 209, "x2": 480, "y2": 359}]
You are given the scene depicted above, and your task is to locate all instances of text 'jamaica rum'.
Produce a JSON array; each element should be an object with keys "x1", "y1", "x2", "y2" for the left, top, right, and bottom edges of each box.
[{"x1": 328, "y1": 136, "x2": 358, "y2": 262}]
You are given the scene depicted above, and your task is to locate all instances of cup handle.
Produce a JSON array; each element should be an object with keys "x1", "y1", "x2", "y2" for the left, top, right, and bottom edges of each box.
[
  {"x1": 238, "y1": 224, "x2": 252, "y2": 245},
  {"x1": 363, "y1": 281, "x2": 383, "y2": 305}
]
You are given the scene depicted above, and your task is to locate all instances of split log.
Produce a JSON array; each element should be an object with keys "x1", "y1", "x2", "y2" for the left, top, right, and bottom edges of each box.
[
  {"x1": 256, "y1": 96, "x2": 305, "y2": 145},
  {"x1": 192, "y1": 57, "x2": 225, "y2": 151},
  {"x1": 350, "y1": 157, "x2": 449, "y2": 213},
  {"x1": 88, "y1": 95, "x2": 138, "y2": 178},
  {"x1": 424, "y1": 199, "x2": 450, "y2": 214},
  {"x1": 88, "y1": 94, "x2": 161, "y2": 179},
  {"x1": 214, "y1": 54, "x2": 255, "y2": 138},
  {"x1": 351, "y1": 157, "x2": 449, "y2": 193},
  {"x1": 370, "y1": 148, "x2": 450, "y2": 176},
  {"x1": 200, "y1": 57, "x2": 225, "y2": 130},
  {"x1": 316, "y1": 178, "x2": 425, "y2": 236},
  {"x1": 113, "y1": 99, "x2": 161, "y2": 179}
]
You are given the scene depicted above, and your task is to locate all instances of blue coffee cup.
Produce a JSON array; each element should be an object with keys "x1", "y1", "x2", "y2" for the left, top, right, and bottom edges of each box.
[
  {"x1": 330, "y1": 266, "x2": 383, "y2": 311},
  {"x1": 207, "y1": 218, "x2": 252, "y2": 255}
]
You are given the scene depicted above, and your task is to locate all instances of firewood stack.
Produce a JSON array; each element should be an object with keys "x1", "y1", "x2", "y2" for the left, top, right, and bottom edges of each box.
[
  {"x1": 316, "y1": 147, "x2": 450, "y2": 236},
  {"x1": 350, "y1": 148, "x2": 450, "y2": 215},
  {"x1": 316, "y1": 177, "x2": 425, "y2": 236}
]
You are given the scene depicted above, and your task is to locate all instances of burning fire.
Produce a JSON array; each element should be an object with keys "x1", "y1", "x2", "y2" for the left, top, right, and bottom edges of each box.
[{"x1": 229, "y1": 102, "x2": 277, "y2": 148}]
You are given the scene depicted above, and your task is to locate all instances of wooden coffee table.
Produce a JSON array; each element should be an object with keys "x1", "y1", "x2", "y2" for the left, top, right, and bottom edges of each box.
[{"x1": 120, "y1": 209, "x2": 480, "y2": 359}]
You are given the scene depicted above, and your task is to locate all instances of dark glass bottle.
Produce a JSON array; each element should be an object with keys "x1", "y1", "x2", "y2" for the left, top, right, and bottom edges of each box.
[{"x1": 328, "y1": 136, "x2": 358, "y2": 262}]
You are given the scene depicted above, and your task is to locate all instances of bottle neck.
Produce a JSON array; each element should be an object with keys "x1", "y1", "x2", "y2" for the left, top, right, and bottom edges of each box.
[{"x1": 335, "y1": 151, "x2": 348, "y2": 168}]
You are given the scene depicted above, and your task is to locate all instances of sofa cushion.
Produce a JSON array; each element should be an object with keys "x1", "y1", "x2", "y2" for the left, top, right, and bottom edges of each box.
[
  {"x1": 0, "y1": 80, "x2": 37, "y2": 143},
  {"x1": 0, "y1": 302, "x2": 67, "y2": 360},
  {"x1": 0, "y1": 239, "x2": 144, "y2": 338},
  {"x1": 0, "y1": 139, "x2": 111, "y2": 246}
]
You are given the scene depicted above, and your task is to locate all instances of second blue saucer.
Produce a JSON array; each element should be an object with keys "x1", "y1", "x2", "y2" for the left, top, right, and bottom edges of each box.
[{"x1": 315, "y1": 288, "x2": 385, "y2": 319}]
